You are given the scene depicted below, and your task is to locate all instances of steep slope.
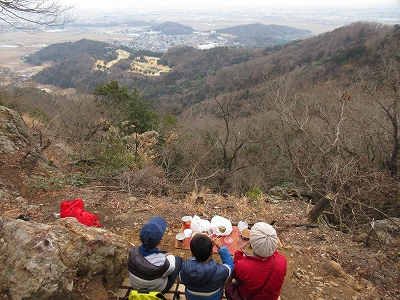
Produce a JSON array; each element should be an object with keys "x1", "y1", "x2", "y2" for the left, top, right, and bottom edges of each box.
[{"x1": 0, "y1": 107, "x2": 394, "y2": 299}]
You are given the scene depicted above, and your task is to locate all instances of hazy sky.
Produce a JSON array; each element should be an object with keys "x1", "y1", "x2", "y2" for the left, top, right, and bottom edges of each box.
[{"x1": 61, "y1": 0, "x2": 400, "y2": 10}]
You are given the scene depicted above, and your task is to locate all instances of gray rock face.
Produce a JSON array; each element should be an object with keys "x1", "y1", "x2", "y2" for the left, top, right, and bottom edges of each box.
[
  {"x1": 352, "y1": 217, "x2": 400, "y2": 247},
  {"x1": 0, "y1": 217, "x2": 129, "y2": 300},
  {"x1": 0, "y1": 106, "x2": 37, "y2": 154},
  {"x1": 0, "y1": 105, "x2": 49, "y2": 175}
]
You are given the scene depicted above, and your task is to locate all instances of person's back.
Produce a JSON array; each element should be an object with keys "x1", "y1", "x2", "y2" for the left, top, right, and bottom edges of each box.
[
  {"x1": 232, "y1": 223, "x2": 286, "y2": 300},
  {"x1": 179, "y1": 234, "x2": 233, "y2": 300},
  {"x1": 128, "y1": 216, "x2": 182, "y2": 293}
]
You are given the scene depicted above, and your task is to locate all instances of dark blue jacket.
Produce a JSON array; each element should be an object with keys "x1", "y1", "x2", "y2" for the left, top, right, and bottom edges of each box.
[{"x1": 179, "y1": 246, "x2": 233, "y2": 300}]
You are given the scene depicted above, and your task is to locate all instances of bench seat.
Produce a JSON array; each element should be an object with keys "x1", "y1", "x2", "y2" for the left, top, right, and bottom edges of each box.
[{"x1": 117, "y1": 278, "x2": 227, "y2": 299}]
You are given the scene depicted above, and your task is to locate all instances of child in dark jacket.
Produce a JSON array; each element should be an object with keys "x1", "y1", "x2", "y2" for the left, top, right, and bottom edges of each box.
[
  {"x1": 128, "y1": 217, "x2": 182, "y2": 293},
  {"x1": 179, "y1": 234, "x2": 234, "y2": 300}
]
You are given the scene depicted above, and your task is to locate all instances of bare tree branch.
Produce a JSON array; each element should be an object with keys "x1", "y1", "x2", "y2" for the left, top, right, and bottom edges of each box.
[{"x1": 0, "y1": 0, "x2": 74, "y2": 30}]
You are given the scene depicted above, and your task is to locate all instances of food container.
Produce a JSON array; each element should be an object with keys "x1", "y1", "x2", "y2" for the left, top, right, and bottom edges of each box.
[
  {"x1": 240, "y1": 229, "x2": 250, "y2": 241},
  {"x1": 176, "y1": 233, "x2": 185, "y2": 246},
  {"x1": 182, "y1": 216, "x2": 192, "y2": 229}
]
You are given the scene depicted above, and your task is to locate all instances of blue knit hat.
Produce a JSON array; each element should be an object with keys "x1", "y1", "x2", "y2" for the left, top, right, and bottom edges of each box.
[{"x1": 140, "y1": 217, "x2": 167, "y2": 249}]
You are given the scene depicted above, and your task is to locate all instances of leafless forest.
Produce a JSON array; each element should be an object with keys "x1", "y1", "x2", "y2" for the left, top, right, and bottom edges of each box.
[{"x1": 1, "y1": 21, "x2": 399, "y2": 243}]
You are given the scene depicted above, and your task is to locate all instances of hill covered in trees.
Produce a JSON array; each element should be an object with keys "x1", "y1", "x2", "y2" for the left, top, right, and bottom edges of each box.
[
  {"x1": 142, "y1": 22, "x2": 398, "y2": 112},
  {"x1": 29, "y1": 39, "x2": 163, "y2": 89},
  {"x1": 150, "y1": 21, "x2": 194, "y2": 35},
  {"x1": 216, "y1": 23, "x2": 312, "y2": 46},
  {"x1": 25, "y1": 39, "x2": 122, "y2": 66},
  {"x1": 216, "y1": 23, "x2": 311, "y2": 37},
  {"x1": 30, "y1": 22, "x2": 393, "y2": 108},
  {"x1": 2, "y1": 21, "x2": 400, "y2": 298}
]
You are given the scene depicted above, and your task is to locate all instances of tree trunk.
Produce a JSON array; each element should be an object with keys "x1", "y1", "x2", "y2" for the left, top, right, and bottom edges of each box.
[{"x1": 308, "y1": 196, "x2": 331, "y2": 223}]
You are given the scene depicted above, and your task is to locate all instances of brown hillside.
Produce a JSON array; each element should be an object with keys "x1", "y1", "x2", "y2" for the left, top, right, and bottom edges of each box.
[{"x1": 0, "y1": 106, "x2": 398, "y2": 299}]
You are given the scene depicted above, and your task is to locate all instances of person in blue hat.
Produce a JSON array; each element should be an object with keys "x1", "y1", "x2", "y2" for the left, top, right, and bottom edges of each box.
[{"x1": 128, "y1": 216, "x2": 182, "y2": 293}]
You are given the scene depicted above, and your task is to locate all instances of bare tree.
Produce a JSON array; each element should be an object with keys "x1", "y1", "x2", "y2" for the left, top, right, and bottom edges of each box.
[
  {"x1": 274, "y1": 79, "x2": 350, "y2": 192},
  {"x1": 0, "y1": 0, "x2": 74, "y2": 30},
  {"x1": 357, "y1": 34, "x2": 400, "y2": 178},
  {"x1": 272, "y1": 77, "x2": 399, "y2": 229}
]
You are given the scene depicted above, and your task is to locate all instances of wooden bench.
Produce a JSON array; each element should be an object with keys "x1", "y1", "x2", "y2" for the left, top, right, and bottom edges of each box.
[{"x1": 117, "y1": 278, "x2": 228, "y2": 299}]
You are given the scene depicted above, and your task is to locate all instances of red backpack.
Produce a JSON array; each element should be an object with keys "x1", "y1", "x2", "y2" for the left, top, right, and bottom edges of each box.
[{"x1": 60, "y1": 198, "x2": 102, "y2": 227}]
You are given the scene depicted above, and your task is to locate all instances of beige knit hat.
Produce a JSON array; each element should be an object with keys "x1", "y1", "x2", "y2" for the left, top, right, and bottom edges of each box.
[{"x1": 250, "y1": 222, "x2": 278, "y2": 257}]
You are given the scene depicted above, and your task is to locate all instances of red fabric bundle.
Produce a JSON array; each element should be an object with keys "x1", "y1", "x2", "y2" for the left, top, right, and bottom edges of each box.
[{"x1": 60, "y1": 198, "x2": 102, "y2": 227}]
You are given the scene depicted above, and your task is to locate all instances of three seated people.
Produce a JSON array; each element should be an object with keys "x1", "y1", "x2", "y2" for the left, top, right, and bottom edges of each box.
[{"x1": 127, "y1": 217, "x2": 286, "y2": 300}]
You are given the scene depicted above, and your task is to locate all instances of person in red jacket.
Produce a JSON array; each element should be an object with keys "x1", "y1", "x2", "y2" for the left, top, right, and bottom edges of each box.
[{"x1": 231, "y1": 222, "x2": 287, "y2": 300}]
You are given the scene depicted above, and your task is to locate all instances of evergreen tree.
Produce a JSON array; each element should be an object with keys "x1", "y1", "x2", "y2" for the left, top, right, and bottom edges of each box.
[{"x1": 94, "y1": 80, "x2": 158, "y2": 134}]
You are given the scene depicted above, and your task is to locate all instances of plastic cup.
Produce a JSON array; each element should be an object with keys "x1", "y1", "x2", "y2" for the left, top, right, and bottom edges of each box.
[
  {"x1": 182, "y1": 216, "x2": 192, "y2": 229},
  {"x1": 176, "y1": 233, "x2": 185, "y2": 246},
  {"x1": 238, "y1": 220, "x2": 248, "y2": 232}
]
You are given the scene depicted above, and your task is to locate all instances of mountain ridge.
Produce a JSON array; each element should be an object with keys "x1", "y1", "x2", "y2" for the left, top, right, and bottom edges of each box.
[{"x1": 27, "y1": 21, "x2": 399, "y2": 112}]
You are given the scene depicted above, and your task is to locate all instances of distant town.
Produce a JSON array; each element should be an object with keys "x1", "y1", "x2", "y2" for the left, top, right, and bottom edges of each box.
[
  {"x1": 0, "y1": 4, "x2": 399, "y2": 78},
  {"x1": 28, "y1": 5, "x2": 400, "y2": 52}
]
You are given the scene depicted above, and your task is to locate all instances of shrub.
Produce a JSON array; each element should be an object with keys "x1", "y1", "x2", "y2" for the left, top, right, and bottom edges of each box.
[{"x1": 246, "y1": 187, "x2": 263, "y2": 202}]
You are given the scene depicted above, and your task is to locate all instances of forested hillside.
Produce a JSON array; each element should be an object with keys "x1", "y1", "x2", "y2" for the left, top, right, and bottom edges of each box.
[
  {"x1": 29, "y1": 22, "x2": 314, "y2": 90},
  {"x1": 10, "y1": 21, "x2": 400, "y2": 222},
  {"x1": 141, "y1": 22, "x2": 396, "y2": 112},
  {"x1": 1, "y1": 21, "x2": 399, "y2": 298},
  {"x1": 30, "y1": 22, "x2": 395, "y2": 111},
  {"x1": 150, "y1": 21, "x2": 194, "y2": 35},
  {"x1": 216, "y1": 23, "x2": 311, "y2": 46},
  {"x1": 25, "y1": 39, "x2": 120, "y2": 65},
  {"x1": 30, "y1": 39, "x2": 163, "y2": 89}
]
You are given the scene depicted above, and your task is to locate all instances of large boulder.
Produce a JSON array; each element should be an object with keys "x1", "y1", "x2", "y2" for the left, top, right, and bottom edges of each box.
[{"x1": 0, "y1": 217, "x2": 129, "y2": 300}]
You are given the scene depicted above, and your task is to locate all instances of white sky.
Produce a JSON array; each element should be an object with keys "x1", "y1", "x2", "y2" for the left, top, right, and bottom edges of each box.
[{"x1": 60, "y1": 0, "x2": 400, "y2": 10}]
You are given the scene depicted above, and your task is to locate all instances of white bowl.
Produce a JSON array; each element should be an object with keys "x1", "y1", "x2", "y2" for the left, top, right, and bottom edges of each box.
[{"x1": 183, "y1": 228, "x2": 193, "y2": 237}]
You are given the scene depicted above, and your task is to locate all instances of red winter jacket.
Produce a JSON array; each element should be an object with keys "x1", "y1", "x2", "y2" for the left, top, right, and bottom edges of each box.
[{"x1": 232, "y1": 250, "x2": 287, "y2": 300}]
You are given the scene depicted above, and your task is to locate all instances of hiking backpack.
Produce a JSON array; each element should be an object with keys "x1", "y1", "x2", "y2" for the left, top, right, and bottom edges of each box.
[{"x1": 127, "y1": 289, "x2": 168, "y2": 300}]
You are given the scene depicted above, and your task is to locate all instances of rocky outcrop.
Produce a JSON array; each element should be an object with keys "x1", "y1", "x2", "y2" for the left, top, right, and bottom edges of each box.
[
  {"x1": 0, "y1": 106, "x2": 50, "y2": 200},
  {"x1": 0, "y1": 217, "x2": 129, "y2": 300},
  {"x1": 0, "y1": 106, "x2": 41, "y2": 155},
  {"x1": 352, "y1": 217, "x2": 400, "y2": 247}
]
